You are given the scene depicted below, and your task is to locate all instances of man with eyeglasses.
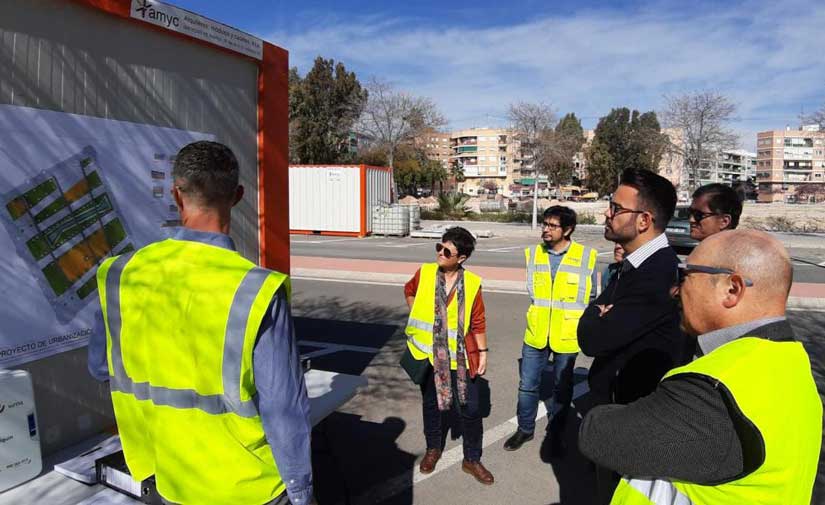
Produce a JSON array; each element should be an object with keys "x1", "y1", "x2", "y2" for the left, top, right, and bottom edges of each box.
[
  {"x1": 502, "y1": 206, "x2": 597, "y2": 458},
  {"x1": 579, "y1": 229, "x2": 821, "y2": 505},
  {"x1": 578, "y1": 169, "x2": 689, "y2": 503},
  {"x1": 688, "y1": 183, "x2": 743, "y2": 242}
]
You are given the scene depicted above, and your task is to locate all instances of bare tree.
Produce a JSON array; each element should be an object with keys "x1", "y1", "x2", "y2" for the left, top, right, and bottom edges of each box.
[
  {"x1": 508, "y1": 102, "x2": 557, "y2": 229},
  {"x1": 357, "y1": 78, "x2": 446, "y2": 170},
  {"x1": 803, "y1": 103, "x2": 825, "y2": 131},
  {"x1": 661, "y1": 90, "x2": 738, "y2": 191}
]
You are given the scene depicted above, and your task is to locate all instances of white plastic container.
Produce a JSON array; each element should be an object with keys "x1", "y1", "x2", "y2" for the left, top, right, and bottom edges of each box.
[
  {"x1": 408, "y1": 205, "x2": 421, "y2": 231},
  {"x1": 0, "y1": 369, "x2": 42, "y2": 491},
  {"x1": 289, "y1": 165, "x2": 393, "y2": 237},
  {"x1": 372, "y1": 205, "x2": 410, "y2": 236}
]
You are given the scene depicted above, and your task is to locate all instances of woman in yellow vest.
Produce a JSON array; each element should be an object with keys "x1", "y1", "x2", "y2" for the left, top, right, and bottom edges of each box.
[{"x1": 404, "y1": 227, "x2": 494, "y2": 485}]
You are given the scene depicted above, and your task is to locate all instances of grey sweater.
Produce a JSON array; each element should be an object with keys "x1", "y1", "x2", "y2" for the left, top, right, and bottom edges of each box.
[{"x1": 579, "y1": 320, "x2": 795, "y2": 484}]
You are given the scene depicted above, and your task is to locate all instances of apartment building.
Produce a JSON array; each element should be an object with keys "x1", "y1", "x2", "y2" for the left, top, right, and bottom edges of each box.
[
  {"x1": 684, "y1": 149, "x2": 756, "y2": 189},
  {"x1": 449, "y1": 128, "x2": 518, "y2": 196},
  {"x1": 420, "y1": 130, "x2": 452, "y2": 169},
  {"x1": 756, "y1": 126, "x2": 825, "y2": 203}
]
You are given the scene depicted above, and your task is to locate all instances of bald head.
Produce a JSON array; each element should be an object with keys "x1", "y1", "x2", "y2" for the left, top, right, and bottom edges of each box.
[{"x1": 691, "y1": 229, "x2": 792, "y2": 306}]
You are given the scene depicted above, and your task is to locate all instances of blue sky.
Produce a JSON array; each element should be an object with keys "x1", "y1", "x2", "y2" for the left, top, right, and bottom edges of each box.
[{"x1": 170, "y1": 0, "x2": 825, "y2": 150}]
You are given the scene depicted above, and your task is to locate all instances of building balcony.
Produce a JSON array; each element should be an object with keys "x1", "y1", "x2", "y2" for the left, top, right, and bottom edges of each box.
[{"x1": 455, "y1": 146, "x2": 478, "y2": 154}]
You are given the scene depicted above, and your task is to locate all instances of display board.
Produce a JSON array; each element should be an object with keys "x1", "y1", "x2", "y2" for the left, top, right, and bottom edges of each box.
[
  {"x1": 0, "y1": 0, "x2": 288, "y2": 456},
  {"x1": 0, "y1": 105, "x2": 213, "y2": 367}
]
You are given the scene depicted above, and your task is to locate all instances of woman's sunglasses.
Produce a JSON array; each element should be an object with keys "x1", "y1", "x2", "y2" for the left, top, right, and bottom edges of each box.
[{"x1": 435, "y1": 243, "x2": 455, "y2": 259}]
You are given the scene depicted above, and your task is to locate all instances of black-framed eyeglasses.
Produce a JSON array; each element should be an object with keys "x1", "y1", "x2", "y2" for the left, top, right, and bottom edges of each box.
[
  {"x1": 541, "y1": 221, "x2": 563, "y2": 230},
  {"x1": 608, "y1": 200, "x2": 646, "y2": 219},
  {"x1": 676, "y1": 263, "x2": 754, "y2": 287},
  {"x1": 688, "y1": 208, "x2": 726, "y2": 223},
  {"x1": 436, "y1": 243, "x2": 456, "y2": 259}
]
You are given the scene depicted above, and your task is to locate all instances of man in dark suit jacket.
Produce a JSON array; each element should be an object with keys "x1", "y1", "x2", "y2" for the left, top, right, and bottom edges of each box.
[{"x1": 578, "y1": 168, "x2": 690, "y2": 503}]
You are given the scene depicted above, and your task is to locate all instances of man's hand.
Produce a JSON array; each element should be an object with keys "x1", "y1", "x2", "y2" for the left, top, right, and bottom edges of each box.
[
  {"x1": 477, "y1": 352, "x2": 488, "y2": 376},
  {"x1": 596, "y1": 304, "x2": 614, "y2": 317}
]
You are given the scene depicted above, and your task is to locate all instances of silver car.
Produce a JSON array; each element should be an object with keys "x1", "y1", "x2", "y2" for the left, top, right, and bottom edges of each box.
[{"x1": 665, "y1": 207, "x2": 698, "y2": 254}]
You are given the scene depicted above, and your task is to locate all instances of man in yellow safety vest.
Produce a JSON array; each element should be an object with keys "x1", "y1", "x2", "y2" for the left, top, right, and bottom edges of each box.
[
  {"x1": 89, "y1": 141, "x2": 314, "y2": 505},
  {"x1": 503, "y1": 206, "x2": 597, "y2": 457},
  {"x1": 580, "y1": 229, "x2": 822, "y2": 505}
]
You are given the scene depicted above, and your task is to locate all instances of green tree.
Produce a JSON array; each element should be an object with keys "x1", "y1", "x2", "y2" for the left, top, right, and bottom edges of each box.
[
  {"x1": 585, "y1": 138, "x2": 617, "y2": 196},
  {"x1": 587, "y1": 107, "x2": 667, "y2": 193},
  {"x1": 390, "y1": 145, "x2": 448, "y2": 196},
  {"x1": 289, "y1": 57, "x2": 367, "y2": 164}
]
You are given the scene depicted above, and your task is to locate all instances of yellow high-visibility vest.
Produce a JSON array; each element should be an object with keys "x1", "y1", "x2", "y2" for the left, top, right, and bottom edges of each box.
[
  {"x1": 523, "y1": 241, "x2": 597, "y2": 353},
  {"x1": 405, "y1": 263, "x2": 482, "y2": 369},
  {"x1": 97, "y1": 238, "x2": 290, "y2": 505},
  {"x1": 610, "y1": 336, "x2": 822, "y2": 505}
]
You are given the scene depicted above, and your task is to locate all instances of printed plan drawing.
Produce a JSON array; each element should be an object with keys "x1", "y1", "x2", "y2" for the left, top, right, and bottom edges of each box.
[{"x1": 1, "y1": 146, "x2": 133, "y2": 322}]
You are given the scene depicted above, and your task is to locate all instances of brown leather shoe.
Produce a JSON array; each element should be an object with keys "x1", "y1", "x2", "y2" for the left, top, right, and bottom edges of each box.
[
  {"x1": 462, "y1": 459, "x2": 494, "y2": 485},
  {"x1": 419, "y1": 448, "x2": 442, "y2": 474}
]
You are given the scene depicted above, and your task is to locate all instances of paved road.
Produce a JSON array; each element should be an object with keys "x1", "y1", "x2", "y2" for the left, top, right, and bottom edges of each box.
[
  {"x1": 292, "y1": 278, "x2": 825, "y2": 505},
  {"x1": 291, "y1": 231, "x2": 825, "y2": 284}
]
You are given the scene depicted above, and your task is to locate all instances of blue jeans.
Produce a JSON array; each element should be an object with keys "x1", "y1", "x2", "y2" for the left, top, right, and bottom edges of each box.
[{"x1": 516, "y1": 343, "x2": 577, "y2": 435}]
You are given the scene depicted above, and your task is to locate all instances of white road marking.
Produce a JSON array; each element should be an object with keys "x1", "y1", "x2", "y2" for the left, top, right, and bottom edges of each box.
[
  {"x1": 376, "y1": 242, "x2": 430, "y2": 248},
  {"x1": 344, "y1": 372, "x2": 590, "y2": 505},
  {"x1": 297, "y1": 340, "x2": 380, "y2": 359},
  {"x1": 480, "y1": 246, "x2": 522, "y2": 253},
  {"x1": 291, "y1": 238, "x2": 361, "y2": 244},
  {"x1": 292, "y1": 276, "x2": 526, "y2": 295}
]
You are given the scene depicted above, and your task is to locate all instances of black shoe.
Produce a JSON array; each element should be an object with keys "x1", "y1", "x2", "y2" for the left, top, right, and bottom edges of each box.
[{"x1": 503, "y1": 430, "x2": 534, "y2": 451}]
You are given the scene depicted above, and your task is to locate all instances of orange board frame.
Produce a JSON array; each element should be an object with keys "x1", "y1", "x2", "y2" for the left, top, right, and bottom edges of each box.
[{"x1": 70, "y1": 0, "x2": 290, "y2": 273}]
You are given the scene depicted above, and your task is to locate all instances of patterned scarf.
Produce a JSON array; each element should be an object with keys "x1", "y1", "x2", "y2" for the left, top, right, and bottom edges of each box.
[{"x1": 432, "y1": 266, "x2": 468, "y2": 411}]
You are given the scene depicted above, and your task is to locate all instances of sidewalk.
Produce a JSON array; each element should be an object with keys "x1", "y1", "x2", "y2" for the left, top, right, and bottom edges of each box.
[{"x1": 292, "y1": 255, "x2": 825, "y2": 309}]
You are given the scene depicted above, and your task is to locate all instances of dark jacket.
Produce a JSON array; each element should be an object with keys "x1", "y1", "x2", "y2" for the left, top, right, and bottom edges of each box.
[{"x1": 578, "y1": 246, "x2": 688, "y2": 405}]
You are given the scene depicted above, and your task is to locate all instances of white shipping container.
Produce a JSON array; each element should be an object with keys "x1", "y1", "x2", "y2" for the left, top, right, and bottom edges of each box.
[{"x1": 289, "y1": 165, "x2": 393, "y2": 237}]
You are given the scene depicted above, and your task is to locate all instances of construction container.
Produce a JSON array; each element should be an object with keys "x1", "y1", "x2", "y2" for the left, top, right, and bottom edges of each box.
[
  {"x1": 372, "y1": 205, "x2": 410, "y2": 236},
  {"x1": 290, "y1": 165, "x2": 393, "y2": 237}
]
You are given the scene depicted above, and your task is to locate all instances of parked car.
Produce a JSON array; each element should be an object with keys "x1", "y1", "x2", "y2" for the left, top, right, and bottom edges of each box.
[{"x1": 665, "y1": 207, "x2": 698, "y2": 254}]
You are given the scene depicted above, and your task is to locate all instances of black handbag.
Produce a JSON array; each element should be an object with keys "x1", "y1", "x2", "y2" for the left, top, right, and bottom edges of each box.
[{"x1": 399, "y1": 346, "x2": 430, "y2": 385}]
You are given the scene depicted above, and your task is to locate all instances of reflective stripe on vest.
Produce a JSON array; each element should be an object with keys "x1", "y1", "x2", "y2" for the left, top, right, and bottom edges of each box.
[
  {"x1": 523, "y1": 242, "x2": 596, "y2": 352},
  {"x1": 612, "y1": 478, "x2": 693, "y2": 505},
  {"x1": 105, "y1": 253, "x2": 272, "y2": 418},
  {"x1": 404, "y1": 263, "x2": 482, "y2": 369},
  {"x1": 610, "y1": 337, "x2": 822, "y2": 505}
]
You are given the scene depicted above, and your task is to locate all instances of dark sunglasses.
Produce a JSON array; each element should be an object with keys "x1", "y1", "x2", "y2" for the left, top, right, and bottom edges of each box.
[
  {"x1": 436, "y1": 243, "x2": 455, "y2": 259},
  {"x1": 688, "y1": 208, "x2": 726, "y2": 222},
  {"x1": 676, "y1": 263, "x2": 754, "y2": 287}
]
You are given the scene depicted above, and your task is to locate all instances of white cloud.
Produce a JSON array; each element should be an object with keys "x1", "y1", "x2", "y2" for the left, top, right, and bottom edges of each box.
[{"x1": 264, "y1": 0, "x2": 825, "y2": 150}]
